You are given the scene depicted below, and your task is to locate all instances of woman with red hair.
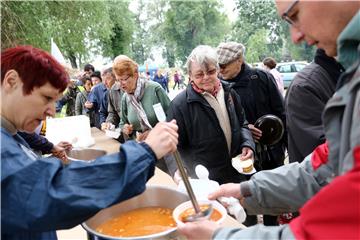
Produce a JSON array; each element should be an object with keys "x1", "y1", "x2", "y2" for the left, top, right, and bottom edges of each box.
[{"x1": 1, "y1": 46, "x2": 179, "y2": 240}]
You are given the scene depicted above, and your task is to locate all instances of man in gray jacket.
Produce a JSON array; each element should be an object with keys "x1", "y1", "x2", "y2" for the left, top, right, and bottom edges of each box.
[
  {"x1": 177, "y1": 1, "x2": 360, "y2": 239},
  {"x1": 101, "y1": 68, "x2": 124, "y2": 131}
]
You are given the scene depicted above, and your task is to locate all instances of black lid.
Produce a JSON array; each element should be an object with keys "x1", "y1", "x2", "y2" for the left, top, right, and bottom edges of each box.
[{"x1": 254, "y1": 114, "x2": 284, "y2": 145}]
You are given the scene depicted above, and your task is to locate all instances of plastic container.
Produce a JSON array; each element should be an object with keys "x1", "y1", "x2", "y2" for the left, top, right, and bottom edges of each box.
[{"x1": 173, "y1": 200, "x2": 227, "y2": 225}]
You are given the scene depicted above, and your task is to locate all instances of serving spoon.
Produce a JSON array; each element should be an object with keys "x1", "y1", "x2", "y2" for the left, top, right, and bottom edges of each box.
[
  {"x1": 173, "y1": 150, "x2": 213, "y2": 222},
  {"x1": 151, "y1": 105, "x2": 213, "y2": 222}
]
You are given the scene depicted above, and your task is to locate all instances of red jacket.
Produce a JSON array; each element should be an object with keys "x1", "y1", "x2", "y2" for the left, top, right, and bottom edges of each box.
[{"x1": 290, "y1": 145, "x2": 360, "y2": 239}]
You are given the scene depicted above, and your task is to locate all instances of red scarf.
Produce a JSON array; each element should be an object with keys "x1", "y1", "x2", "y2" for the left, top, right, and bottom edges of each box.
[{"x1": 190, "y1": 79, "x2": 221, "y2": 97}]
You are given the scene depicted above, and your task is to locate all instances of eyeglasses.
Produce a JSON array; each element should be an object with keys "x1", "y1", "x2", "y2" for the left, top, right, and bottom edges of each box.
[
  {"x1": 282, "y1": 0, "x2": 299, "y2": 26},
  {"x1": 117, "y1": 75, "x2": 131, "y2": 82},
  {"x1": 193, "y1": 68, "x2": 217, "y2": 80}
]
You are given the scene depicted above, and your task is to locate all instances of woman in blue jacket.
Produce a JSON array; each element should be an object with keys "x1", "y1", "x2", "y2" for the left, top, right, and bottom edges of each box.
[{"x1": 1, "y1": 45, "x2": 179, "y2": 240}]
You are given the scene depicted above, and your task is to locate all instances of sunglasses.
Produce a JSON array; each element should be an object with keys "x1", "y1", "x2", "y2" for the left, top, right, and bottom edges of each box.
[{"x1": 219, "y1": 58, "x2": 239, "y2": 70}]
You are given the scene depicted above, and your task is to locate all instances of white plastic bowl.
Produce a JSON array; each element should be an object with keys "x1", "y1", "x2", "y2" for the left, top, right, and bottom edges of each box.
[{"x1": 173, "y1": 200, "x2": 227, "y2": 225}]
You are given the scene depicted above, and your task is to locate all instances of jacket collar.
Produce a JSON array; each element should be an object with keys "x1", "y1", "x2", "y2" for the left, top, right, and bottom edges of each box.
[
  {"x1": 186, "y1": 84, "x2": 208, "y2": 104},
  {"x1": 186, "y1": 81, "x2": 231, "y2": 104},
  {"x1": 337, "y1": 11, "x2": 360, "y2": 70},
  {"x1": 223, "y1": 63, "x2": 254, "y2": 87},
  {"x1": 111, "y1": 82, "x2": 122, "y2": 91},
  {"x1": 1, "y1": 116, "x2": 17, "y2": 135},
  {"x1": 314, "y1": 48, "x2": 344, "y2": 85}
]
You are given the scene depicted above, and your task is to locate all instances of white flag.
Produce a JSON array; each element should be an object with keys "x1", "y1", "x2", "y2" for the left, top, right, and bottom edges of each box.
[{"x1": 51, "y1": 38, "x2": 66, "y2": 65}]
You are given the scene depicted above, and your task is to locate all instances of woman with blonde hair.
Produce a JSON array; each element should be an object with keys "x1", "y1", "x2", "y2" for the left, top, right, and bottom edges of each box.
[{"x1": 113, "y1": 55, "x2": 171, "y2": 142}]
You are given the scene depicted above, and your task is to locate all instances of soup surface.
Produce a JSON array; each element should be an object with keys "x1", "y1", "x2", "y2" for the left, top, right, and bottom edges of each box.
[
  {"x1": 179, "y1": 205, "x2": 222, "y2": 222},
  {"x1": 96, "y1": 207, "x2": 176, "y2": 237}
]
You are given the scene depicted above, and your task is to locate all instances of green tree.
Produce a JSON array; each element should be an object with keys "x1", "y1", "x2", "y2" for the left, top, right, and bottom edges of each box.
[
  {"x1": 2, "y1": 1, "x2": 51, "y2": 50},
  {"x1": 245, "y1": 28, "x2": 269, "y2": 63},
  {"x1": 100, "y1": 1, "x2": 134, "y2": 60},
  {"x1": 231, "y1": 0, "x2": 285, "y2": 55},
  {"x1": 130, "y1": 0, "x2": 152, "y2": 65},
  {"x1": 1, "y1": 1, "x2": 134, "y2": 68},
  {"x1": 162, "y1": 0, "x2": 230, "y2": 65},
  {"x1": 48, "y1": 1, "x2": 113, "y2": 68},
  {"x1": 143, "y1": 0, "x2": 173, "y2": 67},
  {"x1": 231, "y1": 0, "x2": 314, "y2": 62}
]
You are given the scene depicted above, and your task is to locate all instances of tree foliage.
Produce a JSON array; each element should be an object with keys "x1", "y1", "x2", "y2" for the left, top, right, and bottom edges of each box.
[
  {"x1": 232, "y1": 0, "x2": 285, "y2": 44},
  {"x1": 129, "y1": 0, "x2": 154, "y2": 65},
  {"x1": 231, "y1": 0, "x2": 315, "y2": 63},
  {"x1": 162, "y1": 0, "x2": 230, "y2": 66},
  {"x1": 142, "y1": 0, "x2": 173, "y2": 66},
  {"x1": 1, "y1": 1, "x2": 134, "y2": 68},
  {"x1": 245, "y1": 28, "x2": 269, "y2": 63},
  {"x1": 2, "y1": 0, "x2": 315, "y2": 69},
  {"x1": 100, "y1": 1, "x2": 134, "y2": 60}
]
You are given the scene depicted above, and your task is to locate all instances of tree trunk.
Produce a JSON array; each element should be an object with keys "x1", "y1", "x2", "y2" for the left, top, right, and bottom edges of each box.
[
  {"x1": 68, "y1": 52, "x2": 77, "y2": 69},
  {"x1": 166, "y1": 48, "x2": 175, "y2": 68}
]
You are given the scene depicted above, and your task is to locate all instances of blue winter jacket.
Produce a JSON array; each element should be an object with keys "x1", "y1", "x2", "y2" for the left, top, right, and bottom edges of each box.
[{"x1": 1, "y1": 127, "x2": 156, "y2": 240}]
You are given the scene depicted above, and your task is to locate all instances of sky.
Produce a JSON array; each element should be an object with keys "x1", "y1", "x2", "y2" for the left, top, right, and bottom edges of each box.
[{"x1": 223, "y1": 0, "x2": 238, "y2": 22}]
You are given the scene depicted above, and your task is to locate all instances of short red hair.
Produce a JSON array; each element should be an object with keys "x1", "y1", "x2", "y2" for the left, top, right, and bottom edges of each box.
[
  {"x1": 1, "y1": 45, "x2": 69, "y2": 95},
  {"x1": 113, "y1": 55, "x2": 138, "y2": 77}
]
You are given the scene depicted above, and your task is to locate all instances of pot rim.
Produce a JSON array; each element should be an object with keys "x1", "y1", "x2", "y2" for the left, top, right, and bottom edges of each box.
[
  {"x1": 81, "y1": 222, "x2": 177, "y2": 240},
  {"x1": 81, "y1": 185, "x2": 185, "y2": 239}
]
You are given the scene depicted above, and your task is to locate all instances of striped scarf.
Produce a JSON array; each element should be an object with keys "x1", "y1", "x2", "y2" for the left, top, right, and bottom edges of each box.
[{"x1": 127, "y1": 77, "x2": 152, "y2": 131}]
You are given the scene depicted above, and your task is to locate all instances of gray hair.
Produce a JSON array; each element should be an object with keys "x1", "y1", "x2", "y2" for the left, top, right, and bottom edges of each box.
[
  {"x1": 186, "y1": 45, "x2": 219, "y2": 74},
  {"x1": 102, "y1": 67, "x2": 115, "y2": 78}
]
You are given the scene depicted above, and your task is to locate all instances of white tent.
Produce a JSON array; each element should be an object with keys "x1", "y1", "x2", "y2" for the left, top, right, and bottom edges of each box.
[{"x1": 50, "y1": 38, "x2": 66, "y2": 65}]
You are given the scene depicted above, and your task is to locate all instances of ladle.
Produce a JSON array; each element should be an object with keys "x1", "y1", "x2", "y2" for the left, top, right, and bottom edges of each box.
[{"x1": 173, "y1": 150, "x2": 213, "y2": 222}]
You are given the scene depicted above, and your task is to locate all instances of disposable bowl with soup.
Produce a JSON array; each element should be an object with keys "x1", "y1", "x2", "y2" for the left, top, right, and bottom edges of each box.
[
  {"x1": 82, "y1": 185, "x2": 189, "y2": 240},
  {"x1": 172, "y1": 200, "x2": 227, "y2": 225}
]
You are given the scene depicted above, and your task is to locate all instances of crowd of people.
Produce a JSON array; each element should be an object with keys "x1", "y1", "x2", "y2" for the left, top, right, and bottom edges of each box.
[
  {"x1": 1, "y1": 1, "x2": 359, "y2": 239},
  {"x1": 55, "y1": 62, "x2": 186, "y2": 131}
]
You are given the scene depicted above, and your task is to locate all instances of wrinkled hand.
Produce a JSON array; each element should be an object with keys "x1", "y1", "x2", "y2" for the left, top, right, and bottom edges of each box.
[
  {"x1": 122, "y1": 124, "x2": 133, "y2": 135},
  {"x1": 136, "y1": 130, "x2": 150, "y2": 142},
  {"x1": 177, "y1": 219, "x2": 220, "y2": 240},
  {"x1": 239, "y1": 147, "x2": 253, "y2": 160},
  {"x1": 208, "y1": 183, "x2": 242, "y2": 201},
  {"x1": 248, "y1": 124, "x2": 262, "y2": 141},
  {"x1": 144, "y1": 120, "x2": 178, "y2": 159},
  {"x1": 51, "y1": 141, "x2": 72, "y2": 164}
]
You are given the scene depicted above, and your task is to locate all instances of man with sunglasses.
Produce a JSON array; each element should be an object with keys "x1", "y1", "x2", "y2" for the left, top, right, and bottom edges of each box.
[
  {"x1": 177, "y1": 1, "x2": 359, "y2": 239},
  {"x1": 217, "y1": 41, "x2": 287, "y2": 226}
]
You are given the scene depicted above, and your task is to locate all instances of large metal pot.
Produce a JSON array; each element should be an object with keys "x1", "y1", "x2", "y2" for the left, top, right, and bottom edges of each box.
[
  {"x1": 82, "y1": 185, "x2": 189, "y2": 240},
  {"x1": 66, "y1": 149, "x2": 107, "y2": 162}
]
